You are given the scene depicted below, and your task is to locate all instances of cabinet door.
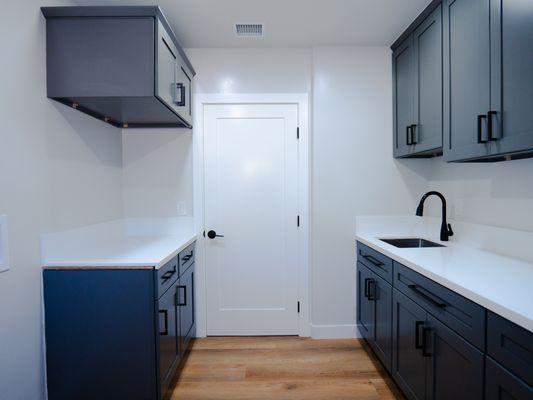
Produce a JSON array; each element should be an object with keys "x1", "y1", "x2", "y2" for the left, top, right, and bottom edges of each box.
[
  {"x1": 393, "y1": 36, "x2": 415, "y2": 158},
  {"x1": 486, "y1": 357, "x2": 533, "y2": 400},
  {"x1": 443, "y1": 0, "x2": 491, "y2": 161},
  {"x1": 158, "y1": 286, "x2": 178, "y2": 384},
  {"x1": 155, "y1": 21, "x2": 177, "y2": 114},
  {"x1": 412, "y1": 4, "x2": 443, "y2": 154},
  {"x1": 426, "y1": 315, "x2": 484, "y2": 400},
  {"x1": 488, "y1": 0, "x2": 533, "y2": 157},
  {"x1": 357, "y1": 262, "x2": 375, "y2": 340},
  {"x1": 178, "y1": 264, "x2": 195, "y2": 356},
  {"x1": 392, "y1": 289, "x2": 428, "y2": 400},
  {"x1": 372, "y1": 273, "x2": 393, "y2": 373}
]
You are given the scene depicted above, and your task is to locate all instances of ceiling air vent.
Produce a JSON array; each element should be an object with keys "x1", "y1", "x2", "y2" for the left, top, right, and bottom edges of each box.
[{"x1": 235, "y1": 23, "x2": 263, "y2": 37}]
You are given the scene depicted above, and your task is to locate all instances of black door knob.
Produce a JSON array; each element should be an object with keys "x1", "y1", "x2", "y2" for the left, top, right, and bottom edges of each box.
[{"x1": 207, "y1": 230, "x2": 224, "y2": 239}]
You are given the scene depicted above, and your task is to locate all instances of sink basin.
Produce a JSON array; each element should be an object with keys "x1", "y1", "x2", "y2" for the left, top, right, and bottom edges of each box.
[{"x1": 380, "y1": 238, "x2": 445, "y2": 248}]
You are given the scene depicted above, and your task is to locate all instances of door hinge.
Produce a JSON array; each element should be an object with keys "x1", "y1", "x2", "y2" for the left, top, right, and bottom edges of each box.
[
  {"x1": 297, "y1": 215, "x2": 300, "y2": 227},
  {"x1": 296, "y1": 127, "x2": 300, "y2": 139},
  {"x1": 297, "y1": 301, "x2": 300, "y2": 313}
]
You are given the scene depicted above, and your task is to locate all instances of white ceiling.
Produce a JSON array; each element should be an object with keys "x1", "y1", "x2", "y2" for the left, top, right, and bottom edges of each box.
[{"x1": 75, "y1": 0, "x2": 432, "y2": 48}]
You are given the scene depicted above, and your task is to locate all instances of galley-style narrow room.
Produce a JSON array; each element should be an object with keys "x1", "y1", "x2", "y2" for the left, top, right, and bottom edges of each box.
[{"x1": 0, "y1": 1, "x2": 532, "y2": 399}]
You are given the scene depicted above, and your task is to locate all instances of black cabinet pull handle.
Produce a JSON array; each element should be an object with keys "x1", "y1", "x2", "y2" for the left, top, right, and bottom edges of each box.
[
  {"x1": 422, "y1": 327, "x2": 432, "y2": 357},
  {"x1": 477, "y1": 114, "x2": 488, "y2": 143},
  {"x1": 415, "y1": 321, "x2": 425, "y2": 349},
  {"x1": 173, "y1": 83, "x2": 186, "y2": 106},
  {"x1": 406, "y1": 126, "x2": 412, "y2": 145},
  {"x1": 161, "y1": 266, "x2": 177, "y2": 282},
  {"x1": 364, "y1": 278, "x2": 371, "y2": 298},
  {"x1": 181, "y1": 251, "x2": 193, "y2": 264},
  {"x1": 408, "y1": 284, "x2": 447, "y2": 308},
  {"x1": 487, "y1": 111, "x2": 498, "y2": 141},
  {"x1": 362, "y1": 254, "x2": 384, "y2": 267},
  {"x1": 158, "y1": 310, "x2": 168, "y2": 336},
  {"x1": 410, "y1": 124, "x2": 418, "y2": 144},
  {"x1": 368, "y1": 280, "x2": 376, "y2": 301},
  {"x1": 176, "y1": 285, "x2": 187, "y2": 306}
]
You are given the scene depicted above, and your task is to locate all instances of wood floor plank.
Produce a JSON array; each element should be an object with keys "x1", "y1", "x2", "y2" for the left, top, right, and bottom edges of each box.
[{"x1": 171, "y1": 337, "x2": 404, "y2": 400}]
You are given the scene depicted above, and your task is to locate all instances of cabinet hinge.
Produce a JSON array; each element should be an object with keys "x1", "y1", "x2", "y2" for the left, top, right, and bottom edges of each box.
[
  {"x1": 297, "y1": 215, "x2": 300, "y2": 227},
  {"x1": 297, "y1": 127, "x2": 300, "y2": 139},
  {"x1": 297, "y1": 301, "x2": 300, "y2": 313}
]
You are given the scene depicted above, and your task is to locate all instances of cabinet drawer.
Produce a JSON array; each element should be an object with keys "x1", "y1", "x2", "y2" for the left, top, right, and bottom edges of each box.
[
  {"x1": 487, "y1": 312, "x2": 533, "y2": 386},
  {"x1": 157, "y1": 256, "x2": 179, "y2": 299},
  {"x1": 393, "y1": 262, "x2": 485, "y2": 350},
  {"x1": 486, "y1": 356, "x2": 532, "y2": 400},
  {"x1": 178, "y1": 242, "x2": 195, "y2": 276},
  {"x1": 357, "y1": 242, "x2": 393, "y2": 284}
]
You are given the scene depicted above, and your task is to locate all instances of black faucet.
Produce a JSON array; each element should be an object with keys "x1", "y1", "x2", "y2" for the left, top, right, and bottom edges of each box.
[{"x1": 416, "y1": 191, "x2": 454, "y2": 241}]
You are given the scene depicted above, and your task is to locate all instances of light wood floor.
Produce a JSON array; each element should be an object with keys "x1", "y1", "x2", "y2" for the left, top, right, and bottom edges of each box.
[{"x1": 169, "y1": 337, "x2": 404, "y2": 400}]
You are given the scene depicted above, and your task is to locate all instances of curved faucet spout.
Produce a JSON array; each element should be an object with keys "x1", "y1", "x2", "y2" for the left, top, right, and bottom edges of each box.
[{"x1": 416, "y1": 191, "x2": 454, "y2": 241}]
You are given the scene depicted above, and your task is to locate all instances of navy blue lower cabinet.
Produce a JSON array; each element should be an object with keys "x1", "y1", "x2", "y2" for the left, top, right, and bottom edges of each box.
[
  {"x1": 357, "y1": 261, "x2": 375, "y2": 340},
  {"x1": 370, "y1": 271, "x2": 393, "y2": 372},
  {"x1": 43, "y1": 269, "x2": 158, "y2": 400},
  {"x1": 392, "y1": 289, "x2": 428, "y2": 400},
  {"x1": 485, "y1": 356, "x2": 533, "y2": 400},
  {"x1": 425, "y1": 314, "x2": 484, "y2": 400}
]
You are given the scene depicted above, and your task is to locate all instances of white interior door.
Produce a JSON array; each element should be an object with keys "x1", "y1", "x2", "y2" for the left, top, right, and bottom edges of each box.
[{"x1": 204, "y1": 103, "x2": 299, "y2": 336}]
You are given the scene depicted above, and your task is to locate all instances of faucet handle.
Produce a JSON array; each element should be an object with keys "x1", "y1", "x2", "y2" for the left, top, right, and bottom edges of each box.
[{"x1": 447, "y1": 224, "x2": 454, "y2": 237}]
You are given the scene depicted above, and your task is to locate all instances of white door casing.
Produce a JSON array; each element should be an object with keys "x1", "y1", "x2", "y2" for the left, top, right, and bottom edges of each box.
[{"x1": 204, "y1": 103, "x2": 299, "y2": 335}]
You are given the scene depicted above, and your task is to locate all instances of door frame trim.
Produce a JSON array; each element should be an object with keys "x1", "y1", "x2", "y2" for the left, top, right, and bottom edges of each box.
[{"x1": 193, "y1": 93, "x2": 310, "y2": 337}]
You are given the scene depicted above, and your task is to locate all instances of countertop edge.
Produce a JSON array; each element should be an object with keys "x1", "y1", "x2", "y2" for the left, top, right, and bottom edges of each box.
[
  {"x1": 355, "y1": 235, "x2": 533, "y2": 333},
  {"x1": 42, "y1": 234, "x2": 197, "y2": 270}
]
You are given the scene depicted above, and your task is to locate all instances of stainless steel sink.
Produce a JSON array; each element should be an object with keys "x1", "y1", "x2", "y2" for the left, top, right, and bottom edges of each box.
[{"x1": 379, "y1": 238, "x2": 445, "y2": 248}]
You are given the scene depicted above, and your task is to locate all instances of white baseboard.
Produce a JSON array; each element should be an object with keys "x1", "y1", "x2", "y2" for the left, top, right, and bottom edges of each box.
[{"x1": 310, "y1": 324, "x2": 362, "y2": 339}]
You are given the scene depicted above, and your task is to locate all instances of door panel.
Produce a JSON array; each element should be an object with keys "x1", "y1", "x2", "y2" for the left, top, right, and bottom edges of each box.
[
  {"x1": 158, "y1": 286, "x2": 178, "y2": 384},
  {"x1": 413, "y1": 4, "x2": 443, "y2": 154},
  {"x1": 393, "y1": 37, "x2": 415, "y2": 157},
  {"x1": 373, "y1": 273, "x2": 393, "y2": 373},
  {"x1": 486, "y1": 357, "x2": 533, "y2": 400},
  {"x1": 357, "y1": 262, "x2": 375, "y2": 340},
  {"x1": 178, "y1": 265, "x2": 195, "y2": 356},
  {"x1": 426, "y1": 315, "x2": 484, "y2": 400},
  {"x1": 443, "y1": 0, "x2": 491, "y2": 161},
  {"x1": 156, "y1": 21, "x2": 176, "y2": 113},
  {"x1": 489, "y1": 0, "x2": 533, "y2": 156},
  {"x1": 204, "y1": 104, "x2": 299, "y2": 335},
  {"x1": 392, "y1": 289, "x2": 428, "y2": 400}
]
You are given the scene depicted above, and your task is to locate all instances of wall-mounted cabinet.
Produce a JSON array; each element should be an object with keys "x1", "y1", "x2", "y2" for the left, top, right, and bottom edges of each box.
[
  {"x1": 393, "y1": 4, "x2": 443, "y2": 158},
  {"x1": 41, "y1": 6, "x2": 195, "y2": 129},
  {"x1": 393, "y1": 0, "x2": 533, "y2": 162}
]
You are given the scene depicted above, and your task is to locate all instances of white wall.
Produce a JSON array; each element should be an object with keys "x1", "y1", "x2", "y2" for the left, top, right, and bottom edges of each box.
[
  {"x1": 427, "y1": 158, "x2": 533, "y2": 232},
  {"x1": 310, "y1": 47, "x2": 430, "y2": 335},
  {"x1": 0, "y1": 2, "x2": 124, "y2": 399},
  {"x1": 121, "y1": 48, "x2": 312, "y2": 219}
]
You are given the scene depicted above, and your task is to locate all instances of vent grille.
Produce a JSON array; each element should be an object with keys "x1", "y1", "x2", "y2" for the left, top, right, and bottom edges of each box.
[{"x1": 235, "y1": 23, "x2": 263, "y2": 37}]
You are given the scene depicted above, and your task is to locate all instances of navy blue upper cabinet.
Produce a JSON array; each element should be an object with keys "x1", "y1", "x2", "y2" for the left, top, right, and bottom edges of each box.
[
  {"x1": 41, "y1": 6, "x2": 195, "y2": 129},
  {"x1": 487, "y1": 0, "x2": 533, "y2": 160},
  {"x1": 393, "y1": 4, "x2": 443, "y2": 158},
  {"x1": 443, "y1": 0, "x2": 533, "y2": 161}
]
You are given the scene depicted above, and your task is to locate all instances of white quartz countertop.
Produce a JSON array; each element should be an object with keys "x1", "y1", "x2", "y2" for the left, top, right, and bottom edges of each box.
[
  {"x1": 41, "y1": 218, "x2": 196, "y2": 269},
  {"x1": 355, "y1": 216, "x2": 533, "y2": 332}
]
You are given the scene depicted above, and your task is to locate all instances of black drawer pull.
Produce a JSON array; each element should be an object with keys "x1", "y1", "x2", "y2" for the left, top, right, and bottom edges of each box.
[
  {"x1": 158, "y1": 310, "x2": 168, "y2": 336},
  {"x1": 161, "y1": 266, "x2": 176, "y2": 282},
  {"x1": 422, "y1": 327, "x2": 432, "y2": 357},
  {"x1": 362, "y1": 254, "x2": 384, "y2": 267},
  {"x1": 181, "y1": 251, "x2": 193, "y2": 264},
  {"x1": 408, "y1": 284, "x2": 447, "y2": 308},
  {"x1": 176, "y1": 285, "x2": 187, "y2": 307},
  {"x1": 415, "y1": 321, "x2": 425, "y2": 349}
]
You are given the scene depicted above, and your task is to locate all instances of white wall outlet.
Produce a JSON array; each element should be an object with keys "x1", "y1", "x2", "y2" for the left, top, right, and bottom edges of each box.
[
  {"x1": 0, "y1": 215, "x2": 10, "y2": 273},
  {"x1": 176, "y1": 201, "x2": 187, "y2": 216}
]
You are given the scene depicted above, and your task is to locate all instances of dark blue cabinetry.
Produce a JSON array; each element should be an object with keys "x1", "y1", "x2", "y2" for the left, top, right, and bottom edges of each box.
[
  {"x1": 356, "y1": 241, "x2": 533, "y2": 400},
  {"x1": 44, "y1": 243, "x2": 196, "y2": 400}
]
